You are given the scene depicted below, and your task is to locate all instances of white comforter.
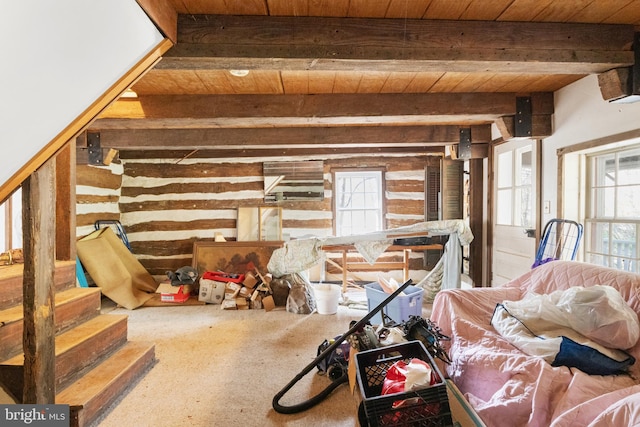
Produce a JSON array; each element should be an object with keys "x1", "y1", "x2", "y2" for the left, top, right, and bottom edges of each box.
[{"x1": 491, "y1": 285, "x2": 638, "y2": 373}]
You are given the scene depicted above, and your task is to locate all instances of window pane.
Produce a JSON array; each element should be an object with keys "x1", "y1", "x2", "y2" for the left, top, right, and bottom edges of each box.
[
  {"x1": 365, "y1": 210, "x2": 381, "y2": 228},
  {"x1": 352, "y1": 210, "x2": 365, "y2": 226},
  {"x1": 514, "y1": 187, "x2": 533, "y2": 227},
  {"x1": 364, "y1": 192, "x2": 379, "y2": 208},
  {"x1": 363, "y1": 177, "x2": 378, "y2": 192},
  {"x1": 587, "y1": 253, "x2": 608, "y2": 268},
  {"x1": 350, "y1": 177, "x2": 358, "y2": 193},
  {"x1": 497, "y1": 151, "x2": 512, "y2": 188},
  {"x1": 611, "y1": 223, "x2": 636, "y2": 258},
  {"x1": 617, "y1": 185, "x2": 640, "y2": 217},
  {"x1": 594, "y1": 154, "x2": 615, "y2": 187},
  {"x1": 591, "y1": 186, "x2": 615, "y2": 217},
  {"x1": 496, "y1": 189, "x2": 512, "y2": 225},
  {"x1": 352, "y1": 193, "x2": 365, "y2": 209},
  {"x1": 617, "y1": 149, "x2": 640, "y2": 185},
  {"x1": 515, "y1": 147, "x2": 532, "y2": 186},
  {"x1": 587, "y1": 222, "x2": 609, "y2": 254},
  {"x1": 611, "y1": 256, "x2": 635, "y2": 271}
]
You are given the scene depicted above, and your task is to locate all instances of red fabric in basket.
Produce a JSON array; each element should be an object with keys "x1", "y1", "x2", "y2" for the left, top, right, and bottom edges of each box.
[
  {"x1": 382, "y1": 358, "x2": 436, "y2": 395},
  {"x1": 380, "y1": 358, "x2": 441, "y2": 425}
]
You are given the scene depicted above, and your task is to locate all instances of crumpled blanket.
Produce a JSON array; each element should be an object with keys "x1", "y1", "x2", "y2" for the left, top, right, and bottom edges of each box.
[
  {"x1": 491, "y1": 285, "x2": 639, "y2": 375},
  {"x1": 266, "y1": 237, "x2": 323, "y2": 276}
]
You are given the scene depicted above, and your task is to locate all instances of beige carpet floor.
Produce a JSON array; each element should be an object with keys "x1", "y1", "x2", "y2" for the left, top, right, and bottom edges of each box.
[{"x1": 91, "y1": 287, "x2": 419, "y2": 427}]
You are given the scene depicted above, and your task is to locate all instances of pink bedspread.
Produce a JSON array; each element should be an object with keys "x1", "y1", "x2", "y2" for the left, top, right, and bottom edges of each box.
[{"x1": 431, "y1": 261, "x2": 640, "y2": 427}]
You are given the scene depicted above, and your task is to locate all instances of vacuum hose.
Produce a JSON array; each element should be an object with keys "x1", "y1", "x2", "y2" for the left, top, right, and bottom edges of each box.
[{"x1": 272, "y1": 280, "x2": 413, "y2": 414}]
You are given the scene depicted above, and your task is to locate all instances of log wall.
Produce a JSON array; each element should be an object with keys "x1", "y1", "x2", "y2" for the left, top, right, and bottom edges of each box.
[
  {"x1": 76, "y1": 154, "x2": 441, "y2": 281},
  {"x1": 76, "y1": 164, "x2": 123, "y2": 238}
]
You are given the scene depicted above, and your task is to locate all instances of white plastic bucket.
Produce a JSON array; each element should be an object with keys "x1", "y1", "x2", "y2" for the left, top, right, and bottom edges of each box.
[{"x1": 314, "y1": 284, "x2": 341, "y2": 315}]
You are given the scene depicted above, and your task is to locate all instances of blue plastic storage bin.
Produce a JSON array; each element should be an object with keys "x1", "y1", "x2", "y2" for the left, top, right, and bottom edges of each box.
[{"x1": 365, "y1": 282, "x2": 424, "y2": 325}]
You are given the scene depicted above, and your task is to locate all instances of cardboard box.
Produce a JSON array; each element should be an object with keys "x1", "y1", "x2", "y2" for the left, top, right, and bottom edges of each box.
[
  {"x1": 198, "y1": 279, "x2": 226, "y2": 304},
  {"x1": 225, "y1": 282, "x2": 242, "y2": 295},
  {"x1": 221, "y1": 299, "x2": 237, "y2": 310},
  {"x1": 157, "y1": 283, "x2": 191, "y2": 303},
  {"x1": 243, "y1": 272, "x2": 258, "y2": 289},
  {"x1": 239, "y1": 286, "x2": 253, "y2": 298}
]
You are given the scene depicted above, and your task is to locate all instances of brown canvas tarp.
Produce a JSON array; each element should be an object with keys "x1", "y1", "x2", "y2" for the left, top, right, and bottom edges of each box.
[{"x1": 77, "y1": 227, "x2": 157, "y2": 309}]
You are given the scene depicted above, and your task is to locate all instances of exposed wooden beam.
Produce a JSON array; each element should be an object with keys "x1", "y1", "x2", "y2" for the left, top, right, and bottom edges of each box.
[
  {"x1": 22, "y1": 159, "x2": 56, "y2": 404},
  {"x1": 117, "y1": 146, "x2": 445, "y2": 159},
  {"x1": 468, "y1": 158, "x2": 484, "y2": 286},
  {"x1": 494, "y1": 115, "x2": 552, "y2": 140},
  {"x1": 449, "y1": 143, "x2": 489, "y2": 160},
  {"x1": 159, "y1": 15, "x2": 635, "y2": 74},
  {"x1": 55, "y1": 141, "x2": 76, "y2": 261},
  {"x1": 92, "y1": 92, "x2": 554, "y2": 129},
  {"x1": 598, "y1": 67, "x2": 632, "y2": 101},
  {"x1": 96, "y1": 125, "x2": 491, "y2": 150}
]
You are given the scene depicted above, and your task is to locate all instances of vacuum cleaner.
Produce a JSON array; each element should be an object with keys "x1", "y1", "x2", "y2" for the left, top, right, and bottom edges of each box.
[{"x1": 272, "y1": 279, "x2": 414, "y2": 414}]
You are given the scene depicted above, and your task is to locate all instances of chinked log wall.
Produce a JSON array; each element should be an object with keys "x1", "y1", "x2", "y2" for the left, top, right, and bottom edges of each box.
[{"x1": 76, "y1": 154, "x2": 440, "y2": 281}]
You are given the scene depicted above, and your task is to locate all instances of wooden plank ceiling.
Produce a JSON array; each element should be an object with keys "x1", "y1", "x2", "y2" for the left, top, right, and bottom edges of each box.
[{"x1": 90, "y1": 0, "x2": 640, "y2": 159}]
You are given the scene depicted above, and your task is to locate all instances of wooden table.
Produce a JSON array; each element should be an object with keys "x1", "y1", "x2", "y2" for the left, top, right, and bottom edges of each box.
[{"x1": 321, "y1": 244, "x2": 443, "y2": 291}]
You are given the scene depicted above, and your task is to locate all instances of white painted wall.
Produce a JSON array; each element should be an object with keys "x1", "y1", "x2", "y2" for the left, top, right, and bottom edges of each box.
[
  {"x1": 0, "y1": 0, "x2": 163, "y2": 192},
  {"x1": 541, "y1": 75, "x2": 640, "y2": 225}
]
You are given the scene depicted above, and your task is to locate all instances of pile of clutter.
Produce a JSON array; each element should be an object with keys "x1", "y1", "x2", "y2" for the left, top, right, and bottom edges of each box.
[
  {"x1": 199, "y1": 269, "x2": 278, "y2": 310},
  {"x1": 163, "y1": 266, "x2": 317, "y2": 314}
]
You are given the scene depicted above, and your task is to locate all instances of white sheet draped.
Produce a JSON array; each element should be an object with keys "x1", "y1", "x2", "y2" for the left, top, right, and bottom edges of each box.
[{"x1": 267, "y1": 219, "x2": 473, "y2": 294}]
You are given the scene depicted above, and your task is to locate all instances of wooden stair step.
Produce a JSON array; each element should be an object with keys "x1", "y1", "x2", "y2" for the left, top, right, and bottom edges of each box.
[
  {"x1": 57, "y1": 341, "x2": 156, "y2": 427},
  {"x1": 1, "y1": 314, "x2": 129, "y2": 390},
  {"x1": 0, "y1": 287, "x2": 101, "y2": 361},
  {"x1": 0, "y1": 260, "x2": 77, "y2": 309}
]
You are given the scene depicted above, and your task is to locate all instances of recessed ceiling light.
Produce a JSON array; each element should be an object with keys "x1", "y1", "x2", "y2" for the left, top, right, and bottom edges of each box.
[{"x1": 229, "y1": 69, "x2": 250, "y2": 77}]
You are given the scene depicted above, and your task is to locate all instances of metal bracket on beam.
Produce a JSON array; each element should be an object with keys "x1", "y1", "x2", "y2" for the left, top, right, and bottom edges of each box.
[
  {"x1": 87, "y1": 132, "x2": 103, "y2": 165},
  {"x1": 515, "y1": 97, "x2": 532, "y2": 138},
  {"x1": 458, "y1": 128, "x2": 471, "y2": 160}
]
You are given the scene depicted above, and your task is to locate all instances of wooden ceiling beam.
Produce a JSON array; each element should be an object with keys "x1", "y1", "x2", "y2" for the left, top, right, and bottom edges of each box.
[
  {"x1": 95, "y1": 125, "x2": 491, "y2": 150},
  {"x1": 92, "y1": 92, "x2": 553, "y2": 129},
  {"x1": 117, "y1": 146, "x2": 445, "y2": 159},
  {"x1": 158, "y1": 15, "x2": 635, "y2": 74}
]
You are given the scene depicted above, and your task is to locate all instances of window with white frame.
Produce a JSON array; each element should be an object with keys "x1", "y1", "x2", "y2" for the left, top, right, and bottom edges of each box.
[
  {"x1": 496, "y1": 145, "x2": 534, "y2": 228},
  {"x1": 585, "y1": 145, "x2": 640, "y2": 272},
  {"x1": 334, "y1": 170, "x2": 383, "y2": 236}
]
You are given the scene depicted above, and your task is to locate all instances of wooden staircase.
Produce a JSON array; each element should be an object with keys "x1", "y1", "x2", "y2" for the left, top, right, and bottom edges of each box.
[{"x1": 0, "y1": 260, "x2": 155, "y2": 427}]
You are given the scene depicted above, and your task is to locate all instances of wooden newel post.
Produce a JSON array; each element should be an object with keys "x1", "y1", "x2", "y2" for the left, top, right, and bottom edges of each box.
[{"x1": 22, "y1": 159, "x2": 56, "y2": 403}]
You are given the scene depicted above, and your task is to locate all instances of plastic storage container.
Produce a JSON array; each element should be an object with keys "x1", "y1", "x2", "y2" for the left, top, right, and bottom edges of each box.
[
  {"x1": 355, "y1": 340, "x2": 452, "y2": 427},
  {"x1": 365, "y1": 282, "x2": 424, "y2": 326}
]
